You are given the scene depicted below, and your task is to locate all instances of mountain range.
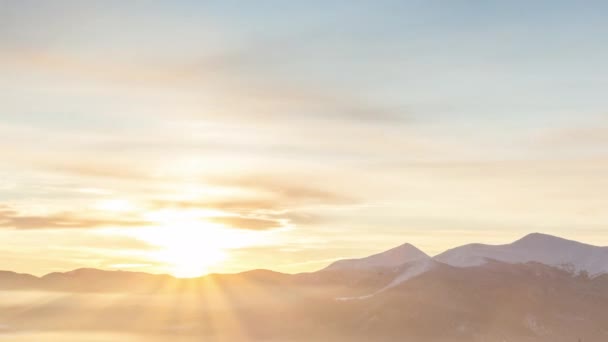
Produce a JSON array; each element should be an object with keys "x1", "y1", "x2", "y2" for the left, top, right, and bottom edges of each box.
[{"x1": 1, "y1": 232, "x2": 607, "y2": 341}]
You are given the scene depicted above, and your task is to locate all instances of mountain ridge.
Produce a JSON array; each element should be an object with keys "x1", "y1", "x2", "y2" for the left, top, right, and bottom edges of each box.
[
  {"x1": 435, "y1": 232, "x2": 608, "y2": 276},
  {"x1": 2, "y1": 232, "x2": 607, "y2": 292}
]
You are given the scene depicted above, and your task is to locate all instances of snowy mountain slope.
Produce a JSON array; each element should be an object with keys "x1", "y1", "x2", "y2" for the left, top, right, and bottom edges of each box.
[
  {"x1": 335, "y1": 259, "x2": 440, "y2": 300},
  {"x1": 435, "y1": 233, "x2": 608, "y2": 276},
  {"x1": 382, "y1": 258, "x2": 438, "y2": 289}
]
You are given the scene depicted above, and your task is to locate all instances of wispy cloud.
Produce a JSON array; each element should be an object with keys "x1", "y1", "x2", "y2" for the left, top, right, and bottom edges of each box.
[
  {"x1": 0, "y1": 46, "x2": 410, "y2": 125},
  {"x1": 208, "y1": 216, "x2": 283, "y2": 231},
  {"x1": 0, "y1": 204, "x2": 149, "y2": 230},
  {"x1": 540, "y1": 116, "x2": 608, "y2": 147}
]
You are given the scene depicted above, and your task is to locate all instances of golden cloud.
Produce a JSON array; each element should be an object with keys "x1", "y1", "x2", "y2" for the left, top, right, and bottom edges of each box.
[
  {"x1": 0, "y1": 204, "x2": 150, "y2": 230},
  {"x1": 208, "y1": 216, "x2": 283, "y2": 231}
]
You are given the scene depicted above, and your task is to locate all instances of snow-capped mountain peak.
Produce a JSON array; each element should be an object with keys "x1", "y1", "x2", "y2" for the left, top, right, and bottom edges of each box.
[
  {"x1": 435, "y1": 232, "x2": 608, "y2": 276},
  {"x1": 323, "y1": 242, "x2": 430, "y2": 271}
]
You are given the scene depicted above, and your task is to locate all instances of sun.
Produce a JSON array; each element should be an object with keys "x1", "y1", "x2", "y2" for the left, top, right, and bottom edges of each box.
[
  {"x1": 151, "y1": 235, "x2": 227, "y2": 278},
  {"x1": 130, "y1": 209, "x2": 267, "y2": 278},
  {"x1": 135, "y1": 224, "x2": 229, "y2": 278}
]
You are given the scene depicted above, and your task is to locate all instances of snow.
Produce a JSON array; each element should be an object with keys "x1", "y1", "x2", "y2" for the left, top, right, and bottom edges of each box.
[
  {"x1": 381, "y1": 259, "x2": 437, "y2": 289},
  {"x1": 323, "y1": 243, "x2": 430, "y2": 271},
  {"x1": 331, "y1": 233, "x2": 608, "y2": 301},
  {"x1": 335, "y1": 294, "x2": 375, "y2": 301},
  {"x1": 334, "y1": 259, "x2": 437, "y2": 301},
  {"x1": 434, "y1": 233, "x2": 608, "y2": 276}
]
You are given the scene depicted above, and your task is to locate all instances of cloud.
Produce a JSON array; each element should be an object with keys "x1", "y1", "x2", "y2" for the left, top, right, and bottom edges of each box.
[
  {"x1": 0, "y1": 204, "x2": 150, "y2": 230},
  {"x1": 147, "y1": 197, "x2": 326, "y2": 230},
  {"x1": 0, "y1": 42, "x2": 410, "y2": 125},
  {"x1": 44, "y1": 161, "x2": 153, "y2": 181},
  {"x1": 273, "y1": 211, "x2": 322, "y2": 225},
  {"x1": 536, "y1": 115, "x2": 608, "y2": 150},
  {"x1": 544, "y1": 126, "x2": 608, "y2": 146},
  {"x1": 205, "y1": 175, "x2": 354, "y2": 205},
  {"x1": 150, "y1": 198, "x2": 283, "y2": 212},
  {"x1": 148, "y1": 174, "x2": 356, "y2": 214},
  {"x1": 208, "y1": 216, "x2": 283, "y2": 231}
]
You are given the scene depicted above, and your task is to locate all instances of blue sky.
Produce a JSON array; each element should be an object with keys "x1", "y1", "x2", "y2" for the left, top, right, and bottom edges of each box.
[{"x1": 1, "y1": 1, "x2": 607, "y2": 276}]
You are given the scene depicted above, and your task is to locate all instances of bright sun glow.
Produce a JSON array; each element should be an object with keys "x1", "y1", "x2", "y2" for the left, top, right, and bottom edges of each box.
[
  {"x1": 146, "y1": 230, "x2": 227, "y2": 278},
  {"x1": 129, "y1": 209, "x2": 268, "y2": 277}
]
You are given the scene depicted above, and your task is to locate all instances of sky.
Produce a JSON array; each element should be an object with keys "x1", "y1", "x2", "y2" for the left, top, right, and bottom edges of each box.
[{"x1": 1, "y1": 0, "x2": 607, "y2": 277}]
